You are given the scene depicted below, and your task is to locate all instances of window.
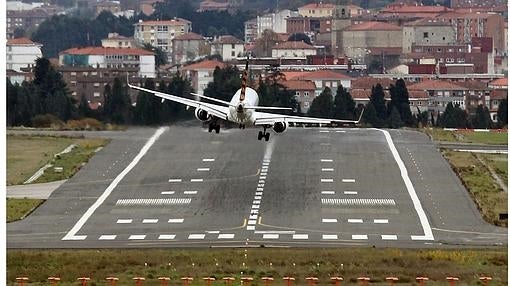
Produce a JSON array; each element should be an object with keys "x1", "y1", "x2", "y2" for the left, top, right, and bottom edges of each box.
[
  {"x1": 93, "y1": 92, "x2": 100, "y2": 97},
  {"x1": 7, "y1": 55, "x2": 12, "y2": 60},
  {"x1": 304, "y1": 102, "x2": 310, "y2": 108},
  {"x1": 71, "y1": 81, "x2": 77, "y2": 86},
  {"x1": 70, "y1": 72, "x2": 76, "y2": 76},
  {"x1": 437, "y1": 48, "x2": 442, "y2": 52},
  {"x1": 231, "y1": 44, "x2": 235, "y2": 49},
  {"x1": 457, "y1": 58, "x2": 465, "y2": 63},
  {"x1": 296, "y1": 91, "x2": 300, "y2": 96},
  {"x1": 91, "y1": 71, "x2": 97, "y2": 76},
  {"x1": 304, "y1": 91, "x2": 309, "y2": 97},
  {"x1": 93, "y1": 82, "x2": 100, "y2": 87},
  {"x1": 332, "y1": 82, "x2": 337, "y2": 87},
  {"x1": 423, "y1": 32, "x2": 429, "y2": 38},
  {"x1": 231, "y1": 51, "x2": 235, "y2": 57}
]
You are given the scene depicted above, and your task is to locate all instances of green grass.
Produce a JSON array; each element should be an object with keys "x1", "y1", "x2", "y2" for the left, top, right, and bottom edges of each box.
[
  {"x1": 479, "y1": 154, "x2": 508, "y2": 183},
  {"x1": 7, "y1": 136, "x2": 74, "y2": 185},
  {"x1": 443, "y1": 151, "x2": 507, "y2": 226},
  {"x1": 33, "y1": 138, "x2": 109, "y2": 183},
  {"x1": 6, "y1": 249, "x2": 507, "y2": 285},
  {"x1": 424, "y1": 128, "x2": 508, "y2": 145},
  {"x1": 7, "y1": 198, "x2": 44, "y2": 222}
]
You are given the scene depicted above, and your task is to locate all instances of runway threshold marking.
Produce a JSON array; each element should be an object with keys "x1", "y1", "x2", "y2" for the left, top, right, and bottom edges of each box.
[
  {"x1": 99, "y1": 235, "x2": 117, "y2": 240},
  {"x1": 116, "y1": 219, "x2": 133, "y2": 224},
  {"x1": 158, "y1": 234, "x2": 176, "y2": 240},
  {"x1": 61, "y1": 127, "x2": 168, "y2": 241},
  {"x1": 381, "y1": 235, "x2": 398, "y2": 240},
  {"x1": 352, "y1": 234, "x2": 368, "y2": 240},
  {"x1": 321, "y1": 159, "x2": 333, "y2": 162},
  {"x1": 375, "y1": 128, "x2": 434, "y2": 241},
  {"x1": 374, "y1": 219, "x2": 389, "y2": 224},
  {"x1": 129, "y1": 235, "x2": 146, "y2": 240},
  {"x1": 342, "y1": 179, "x2": 356, "y2": 183}
]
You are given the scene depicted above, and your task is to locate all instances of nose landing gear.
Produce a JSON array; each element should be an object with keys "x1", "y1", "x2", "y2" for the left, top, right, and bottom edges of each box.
[{"x1": 257, "y1": 126, "x2": 270, "y2": 141}]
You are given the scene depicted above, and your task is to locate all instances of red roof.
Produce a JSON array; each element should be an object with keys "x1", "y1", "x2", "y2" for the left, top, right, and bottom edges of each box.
[
  {"x1": 408, "y1": 80, "x2": 467, "y2": 90},
  {"x1": 280, "y1": 80, "x2": 316, "y2": 91},
  {"x1": 351, "y1": 77, "x2": 396, "y2": 89},
  {"x1": 438, "y1": 12, "x2": 498, "y2": 19},
  {"x1": 381, "y1": 4, "x2": 452, "y2": 13},
  {"x1": 214, "y1": 35, "x2": 243, "y2": 44},
  {"x1": 298, "y1": 70, "x2": 353, "y2": 80},
  {"x1": 350, "y1": 88, "x2": 427, "y2": 99},
  {"x1": 299, "y1": 3, "x2": 335, "y2": 9},
  {"x1": 344, "y1": 21, "x2": 401, "y2": 31},
  {"x1": 60, "y1": 47, "x2": 154, "y2": 56},
  {"x1": 273, "y1": 41, "x2": 315, "y2": 50},
  {"x1": 182, "y1": 60, "x2": 226, "y2": 70},
  {"x1": 173, "y1": 32, "x2": 205, "y2": 41},
  {"x1": 283, "y1": 71, "x2": 308, "y2": 80},
  {"x1": 489, "y1": 78, "x2": 508, "y2": 87},
  {"x1": 136, "y1": 18, "x2": 191, "y2": 26},
  {"x1": 490, "y1": 89, "x2": 507, "y2": 100},
  {"x1": 7, "y1": 37, "x2": 41, "y2": 46}
]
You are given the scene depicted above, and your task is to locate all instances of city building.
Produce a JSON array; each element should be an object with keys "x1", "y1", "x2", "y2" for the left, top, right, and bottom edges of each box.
[
  {"x1": 244, "y1": 18, "x2": 257, "y2": 43},
  {"x1": 210, "y1": 35, "x2": 244, "y2": 61},
  {"x1": 181, "y1": 60, "x2": 226, "y2": 94},
  {"x1": 7, "y1": 9, "x2": 50, "y2": 39},
  {"x1": 407, "y1": 79, "x2": 467, "y2": 114},
  {"x1": 133, "y1": 19, "x2": 193, "y2": 61},
  {"x1": 59, "y1": 47, "x2": 156, "y2": 78},
  {"x1": 197, "y1": 0, "x2": 229, "y2": 12},
  {"x1": 93, "y1": 1, "x2": 121, "y2": 15},
  {"x1": 437, "y1": 12, "x2": 505, "y2": 56},
  {"x1": 272, "y1": 41, "x2": 317, "y2": 58},
  {"x1": 298, "y1": 2, "x2": 335, "y2": 18},
  {"x1": 101, "y1": 33, "x2": 138, "y2": 48},
  {"x1": 280, "y1": 79, "x2": 316, "y2": 113},
  {"x1": 487, "y1": 77, "x2": 507, "y2": 121},
  {"x1": 402, "y1": 19, "x2": 456, "y2": 54},
  {"x1": 257, "y1": 10, "x2": 299, "y2": 37},
  {"x1": 139, "y1": 0, "x2": 162, "y2": 16},
  {"x1": 7, "y1": 1, "x2": 44, "y2": 11},
  {"x1": 340, "y1": 21, "x2": 402, "y2": 63},
  {"x1": 286, "y1": 16, "x2": 332, "y2": 35},
  {"x1": 286, "y1": 69, "x2": 353, "y2": 96},
  {"x1": 172, "y1": 32, "x2": 209, "y2": 65},
  {"x1": 7, "y1": 69, "x2": 34, "y2": 85},
  {"x1": 7, "y1": 37, "x2": 43, "y2": 72},
  {"x1": 379, "y1": 2, "x2": 452, "y2": 18}
]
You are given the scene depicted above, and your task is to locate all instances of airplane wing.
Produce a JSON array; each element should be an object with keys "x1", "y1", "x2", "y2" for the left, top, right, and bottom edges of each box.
[
  {"x1": 127, "y1": 82, "x2": 229, "y2": 120},
  {"x1": 254, "y1": 108, "x2": 364, "y2": 126}
]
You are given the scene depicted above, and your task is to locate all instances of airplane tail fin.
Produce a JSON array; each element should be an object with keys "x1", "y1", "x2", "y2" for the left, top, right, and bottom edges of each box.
[{"x1": 239, "y1": 54, "x2": 249, "y2": 102}]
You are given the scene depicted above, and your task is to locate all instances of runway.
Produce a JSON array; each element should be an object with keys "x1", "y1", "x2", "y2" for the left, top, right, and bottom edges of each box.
[{"x1": 7, "y1": 125, "x2": 507, "y2": 248}]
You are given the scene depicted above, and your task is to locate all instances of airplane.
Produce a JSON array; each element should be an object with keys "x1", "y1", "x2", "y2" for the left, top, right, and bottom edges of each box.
[{"x1": 127, "y1": 56, "x2": 363, "y2": 141}]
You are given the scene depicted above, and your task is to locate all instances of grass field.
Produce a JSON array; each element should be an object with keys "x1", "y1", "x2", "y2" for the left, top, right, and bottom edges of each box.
[
  {"x1": 7, "y1": 135, "x2": 109, "y2": 185},
  {"x1": 424, "y1": 128, "x2": 508, "y2": 145},
  {"x1": 480, "y1": 154, "x2": 508, "y2": 183},
  {"x1": 6, "y1": 248, "x2": 507, "y2": 285},
  {"x1": 6, "y1": 198, "x2": 44, "y2": 222},
  {"x1": 7, "y1": 136, "x2": 74, "y2": 185},
  {"x1": 443, "y1": 151, "x2": 507, "y2": 226}
]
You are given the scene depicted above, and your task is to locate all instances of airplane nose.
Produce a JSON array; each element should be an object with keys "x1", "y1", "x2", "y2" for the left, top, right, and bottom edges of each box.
[{"x1": 237, "y1": 104, "x2": 244, "y2": 113}]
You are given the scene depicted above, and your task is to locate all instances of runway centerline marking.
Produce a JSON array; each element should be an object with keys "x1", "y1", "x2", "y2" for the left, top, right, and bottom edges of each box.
[
  {"x1": 322, "y1": 234, "x2": 338, "y2": 240},
  {"x1": 263, "y1": 234, "x2": 279, "y2": 239},
  {"x1": 381, "y1": 235, "x2": 398, "y2": 240},
  {"x1": 322, "y1": 218, "x2": 338, "y2": 223},
  {"x1": 218, "y1": 233, "x2": 235, "y2": 239},
  {"x1": 321, "y1": 191, "x2": 335, "y2": 195},
  {"x1": 321, "y1": 179, "x2": 334, "y2": 183},
  {"x1": 116, "y1": 219, "x2": 133, "y2": 224},
  {"x1": 129, "y1": 235, "x2": 146, "y2": 240},
  {"x1": 322, "y1": 168, "x2": 334, "y2": 172},
  {"x1": 197, "y1": 168, "x2": 210, "y2": 172},
  {"x1": 348, "y1": 219, "x2": 363, "y2": 223},
  {"x1": 161, "y1": 191, "x2": 175, "y2": 195},
  {"x1": 168, "y1": 179, "x2": 182, "y2": 183},
  {"x1": 352, "y1": 234, "x2": 368, "y2": 240},
  {"x1": 190, "y1": 179, "x2": 203, "y2": 182},
  {"x1": 188, "y1": 234, "x2": 205, "y2": 240},
  {"x1": 168, "y1": 218, "x2": 184, "y2": 223},
  {"x1": 342, "y1": 179, "x2": 356, "y2": 183},
  {"x1": 343, "y1": 191, "x2": 358, "y2": 195},
  {"x1": 202, "y1": 158, "x2": 215, "y2": 162},
  {"x1": 158, "y1": 234, "x2": 176, "y2": 240},
  {"x1": 142, "y1": 219, "x2": 158, "y2": 224},
  {"x1": 374, "y1": 219, "x2": 389, "y2": 224},
  {"x1": 374, "y1": 128, "x2": 434, "y2": 241},
  {"x1": 61, "y1": 127, "x2": 168, "y2": 241},
  {"x1": 293, "y1": 234, "x2": 309, "y2": 240},
  {"x1": 99, "y1": 235, "x2": 116, "y2": 240},
  {"x1": 321, "y1": 159, "x2": 333, "y2": 162}
]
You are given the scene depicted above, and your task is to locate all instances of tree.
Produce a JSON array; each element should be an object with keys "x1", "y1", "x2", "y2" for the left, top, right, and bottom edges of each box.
[
  {"x1": 78, "y1": 94, "x2": 93, "y2": 118},
  {"x1": 103, "y1": 77, "x2": 132, "y2": 124},
  {"x1": 471, "y1": 104, "x2": 493, "y2": 129},
  {"x1": 254, "y1": 29, "x2": 279, "y2": 57},
  {"x1": 362, "y1": 102, "x2": 378, "y2": 127},
  {"x1": 497, "y1": 97, "x2": 507, "y2": 127},
  {"x1": 388, "y1": 106, "x2": 403, "y2": 129},
  {"x1": 287, "y1": 33, "x2": 312, "y2": 45},
  {"x1": 439, "y1": 102, "x2": 469, "y2": 128},
  {"x1": 307, "y1": 87, "x2": 333, "y2": 118},
  {"x1": 333, "y1": 85, "x2": 355, "y2": 120},
  {"x1": 143, "y1": 43, "x2": 168, "y2": 67},
  {"x1": 165, "y1": 72, "x2": 194, "y2": 121},
  {"x1": 369, "y1": 83, "x2": 387, "y2": 121},
  {"x1": 388, "y1": 79, "x2": 414, "y2": 126},
  {"x1": 204, "y1": 66, "x2": 241, "y2": 102}
]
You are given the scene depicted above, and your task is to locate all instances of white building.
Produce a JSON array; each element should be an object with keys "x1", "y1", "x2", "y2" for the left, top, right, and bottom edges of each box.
[
  {"x1": 257, "y1": 9, "x2": 299, "y2": 37},
  {"x1": 181, "y1": 60, "x2": 226, "y2": 94},
  {"x1": 59, "y1": 47, "x2": 156, "y2": 78},
  {"x1": 244, "y1": 18, "x2": 257, "y2": 43},
  {"x1": 7, "y1": 1, "x2": 44, "y2": 11},
  {"x1": 7, "y1": 37, "x2": 42, "y2": 72},
  {"x1": 101, "y1": 33, "x2": 138, "y2": 48},
  {"x1": 271, "y1": 41, "x2": 316, "y2": 57},
  {"x1": 211, "y1": 35, "x2": 244, "y2": 61}
]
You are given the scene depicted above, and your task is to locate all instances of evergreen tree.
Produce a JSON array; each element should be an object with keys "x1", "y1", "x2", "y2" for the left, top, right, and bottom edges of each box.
[
  {"x1": 362, "y1": 102, "x2": 378, "y2": 127},
  {"x1": 388, "y1": 79, "x2": 414, "y2": 126},
  {"x1": 388, "y1": 106, "x2": 403, "y2": 129},
  {"x1": 166, "y1": 72, "x2": 194, "y2": 121},
  {"x1": 452, "y1": 104, "x2": 469, "y2": 128},
  {"x1": 204, "y1": 66, "x2": 241, "y2": 102},
  {"x1": 134, "y1": 79, "x2": 162, "y2": 125},
  {"x1": 439, "y1": 102, "x2": 469, "y2": 128},
  {"x1": 104, "y1": 77, "x2": 132, "y2": 124},
  {"x1": 471, "y1": 104, "x2": 493, "y2": 129},
  {"x1": 497, "y1": 97, "x2": 507, "y2": 127},
  {"x1": 307, "y1": 87, "x2": 333, "y2": 118},
  {"x1": 333, "y1": 85, "x2": 356, "y2": 120},
  {"x1": 369, "y1": 83, "x2": 387, "y2": 121},
  {"x1": 78, "y1": 94, "x2": 93, "y2": 118}
]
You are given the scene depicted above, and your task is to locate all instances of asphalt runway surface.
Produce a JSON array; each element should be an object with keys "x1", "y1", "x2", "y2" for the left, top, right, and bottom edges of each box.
[{"x1": 7, "y1": 124, "x2": 507, "y2": 248}]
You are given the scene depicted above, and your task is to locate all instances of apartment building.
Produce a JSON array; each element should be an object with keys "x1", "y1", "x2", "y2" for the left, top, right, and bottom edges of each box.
[{"x1": 7, "y1": 37, "x2": 42, "y2": 72}]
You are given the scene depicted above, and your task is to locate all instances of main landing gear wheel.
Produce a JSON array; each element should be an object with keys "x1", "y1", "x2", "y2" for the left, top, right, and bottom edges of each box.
[
  {"x1": 264, "y1": 132, "x2": 270, "y2": 141},
  {"x1": 208, "y1": 123, "x2": 220, "y2": 133},
  {"x1": 239, "y1": 124, "x2": 246, "y2": 129},
  {"x1": 257, "y1": 126, "x2": 270, "y2": 141}
]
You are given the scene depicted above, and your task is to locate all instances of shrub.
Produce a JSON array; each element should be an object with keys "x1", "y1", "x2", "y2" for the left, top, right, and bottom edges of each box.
[
  {"x1": 64, "y1": 118, "x2": 104, "y2": 130},
  {"x1": 31, "y1": 114, "x2": 64, "y2": 128}
]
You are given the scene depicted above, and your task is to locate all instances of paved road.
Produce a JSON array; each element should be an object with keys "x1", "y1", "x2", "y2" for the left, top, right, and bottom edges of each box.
[
  {"x1": 7, "y1": 180, "x2": 67, "y2": 199},
  {"x1": 7, "y1": 125, "x2": 507, "y2": 248}
]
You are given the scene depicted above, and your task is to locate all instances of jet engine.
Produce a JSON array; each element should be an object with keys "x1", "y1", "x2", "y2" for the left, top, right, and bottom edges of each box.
[
  {"x1": 195, "y1": 108, "x2": 211, "y2": 122},
  {"x1": 272, "y1": 121, "x2": 287, "y2": 133}
]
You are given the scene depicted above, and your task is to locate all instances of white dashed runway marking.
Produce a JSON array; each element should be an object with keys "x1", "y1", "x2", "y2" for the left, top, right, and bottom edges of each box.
[
  {"x1": 99, "y1": 235, "x2": 116, "y2": 240},
  {"x1": 319, "y1": 130, "x2": 330, "y2": 133},
  {"x1": 322, "y1": 168, "x2": 334, "y2": 172},
  {"x1": 342, "y1": 179, "x2": 356, "y2": 183},
  {"x1": 321, "y1": 159, "x2": 333, "y2": 162},
  {"x1": 348, "y1": 219, "x2": 364, "y2": 223},
  {"x1": 352, "y1": 234, "x2": 368, "y2": 240},
  {"x1": 188, "y1": 234, "x2": 205, "y2": 240},
  {"x1": 116, "y1": 219, "x2": 132, "y2": 224},
  {"x1": 184, "y1": 191, "x2": 197, "y2": 195},
  {"x1": 158, "y1": 234, "x2": 176, "y2": 240},
  {"x1": 293, "y1": 234, "x2": 309, "y2": 240},
  {"x1": 168, "y1": 179, "x2": 182, "y2": 183},
  {"x1": 343, "y1": 191, "x2": 358, "y2": 195},
  {"x1": 190, "y1": 179, "x2": 203, "y2": 182},
  {"x1": 197, "y1": 168, "x2": 210, "y2": 171},
  {"x1": 218, "y1": 233, "x2": 235, "y2": 239},
  {"x1": 322, "y1": 198, "x2": 396, "y2": 206},
  {"x1": 168, "y1": 218, "x2": 184, "y2": 223},
  {"x1": 263, "y1": 234, "x2": 279, "y2": 239},
  {"x1": 161, "y1": 191, "x2": 175, "y2": 195},
  {"x1": 322, "y1": 234, "x2": 338, "y2": 240},
  {"x1": 374, "y1": 219, "x2": 389, "y2": 224},
  {"x1": 142, "y1": 219, "x2": 158, "y2": 224},
  {"x1": 321, "y1": 191, "x2": 335, "y2": 195},
  {"x1": 381, "y1": 235, "x2": 398, "y2": 240},
  {"x1": 322, "y1": 218, "x2": 338, "y2": 223},
  {"x1": 128, "y1": 235, "x2": 146, "y2": 240},
  {"x1": 116, "y1": 198, "x2": 192, "y2": 206},
  {"x1": 321, "y1": 179, "x2": 334, "y2": 183},
  {"x1": 335, "y1": 130, "x2": 346, "y2": 133},
  {"x1": 202, "y1": 158, "x2": 215, "y2": 162}
]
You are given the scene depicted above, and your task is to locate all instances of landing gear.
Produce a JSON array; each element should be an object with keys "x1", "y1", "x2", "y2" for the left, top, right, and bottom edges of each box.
[
  {"x1": 239, "y1": 124, "x2": 246, "y2": 129},
  {"x1": 208, "y1": 122, "x2": 220, "y2": 133},
  {"x1": 257, "y1": 126, "x2": 270, "y2": 141}
]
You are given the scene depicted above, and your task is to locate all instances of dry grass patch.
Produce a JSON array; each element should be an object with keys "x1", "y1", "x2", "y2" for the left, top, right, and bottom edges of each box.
[
  {"x1": 6, "y1": 248, "x2": 507, "y2": 285},
  {"x1": 7, "y1": 198, "x2": 44, "y2": 222},
  {"x1": 443, "y1": 151, "x2": 507, "y2": 226}
]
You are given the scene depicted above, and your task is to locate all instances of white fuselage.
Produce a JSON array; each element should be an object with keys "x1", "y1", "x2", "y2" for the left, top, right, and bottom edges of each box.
[{"x1": 228, "y1": 87, "x2": 259, "y2": 125}]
